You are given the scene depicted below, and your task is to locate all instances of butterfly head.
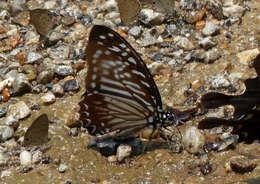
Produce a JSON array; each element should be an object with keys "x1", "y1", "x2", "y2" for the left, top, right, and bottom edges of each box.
[{"x1": 161, "y1": 110, "x2": 180, "y2": 127}]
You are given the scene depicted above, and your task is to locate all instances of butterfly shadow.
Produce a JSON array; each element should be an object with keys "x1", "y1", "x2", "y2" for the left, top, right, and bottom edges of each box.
[{"x1": 87, "y1": 135, "x2": 181, "y2": 157}]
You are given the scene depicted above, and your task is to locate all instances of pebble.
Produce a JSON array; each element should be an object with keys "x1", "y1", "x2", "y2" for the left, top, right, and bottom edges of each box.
[
  {"x1": 55, "y1": 65, "x2": 74, "y2": 77},
  {"x1": 137, "y1": 31, "x2": 163, "y2": 46},
  {"x1": 11, "y1": 73, "x2": 31, "y2": 95},
  {"x1": 20, "y1": 150, "x2": 32, "y2": 166},
  {"x1": 174, "y1": 36, "x2": 195, "y2": 51},
  {"x1": 0, "y1": 126, "x2": 14, "y2": 142},
  {"x1": 0, "y1": 115, "x2": 18, "y2": 127},
  {"x1": 72, "y1": 23, "x2": 87, "y2": 40},
  {"x1": 0, "y1": 152, "x2": 10, "y2": 166},
  {"x1": 199, "y1": 37, "x2": 217, "y2": 50},
  {"x1": 202, "y1": 21, "x2": 220, "y2": 36},
  {"x1": 139, "y1": 9, "x2": 164, "y2": 26},
  {"x1": 183, "y1": 126, "x2": 205, "y2": 154},
  {"x1": 48, "y1": 31, "x2": 64, "y2": 42},
  {"x1": 0, "y1": 107, "x2": 7, "y2": 118},
  {"x1": 204, "y1": 48, "x2": 220, "y2": 63},
  {"x1": 58, "y1": 163, "x2": 68, "y2": 173},
  {"x1": 25, "y1": 52, "x2": 43, "y2": 64},
  {"x1": 116, "y1": 144, "x2": 132, "y2": 162},
  {"x1": 9, "y1": 101, "x2": 31, "y2": 120},
  {"x1": 128, "y1": 26, "x2": 142, "y2": 38},
  {"x1": 63, "y1": 79, "x2": 79, "y2": 92},
  {"x1": 48, "y1": 45, "x2": 70, "y2": 60},
  {"x1": 237, "y1": 48, "x2": 260, "y2": 66},
  {"x1": 4, "y1": 70, "x2": 18, "y2": 84},
  {"x1": 52, "y1": 83, "x2": 64, "y2": 97},
  {"x1": 205, "y1": 0, "x2": 224, "y2": 20},
  {"x1": 227, "y1": 156, "x2": 257, "y2": 173},
  {"x1": 0, "y1": 79, "x2": 12, "y2": 92},
  {"x1": 32, "y1": 150, "x2": 43, "y2": 164},
  {"x1": 1, "y1": 170, "x2": 12, "y2": 178},
  {"x1": 25, "y1": 31, "x2": 40, "y2": 45},
  {"x1": 210, "y1": 74, "x2": 231, "y2": 88},
  {"x1": 41, "y1": 91, "x2": 56, "y2": 104},
  {"x1": 44, "y1": 0, "x2": 57, "y2": 9},
  {"x1": 37, "y1": 70, "x2": 54, "y2": 84},
  {"x1": 223, "y1": 5, "x2": 245, "y2": 19},
  {"x1": 107, "y1": 155, "x2": 117, "y2": 163}
]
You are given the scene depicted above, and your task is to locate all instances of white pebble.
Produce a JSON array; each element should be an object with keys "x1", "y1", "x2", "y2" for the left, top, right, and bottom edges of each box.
[
  {"x1": 58, "y1": 163, "x2": 68, "y2": 173},
  {"x1": 41, "y1": 92, "x2": 56, "y2": 104},
  {"x1": 20, "y1": 150, "x2": 32, "y2": 166},
  {"x1": 183, "y1": 126, "x2": 205, "y2": 154},
  {"x1": 117, "y1": 145, "x2": 132, "y2": 162}
]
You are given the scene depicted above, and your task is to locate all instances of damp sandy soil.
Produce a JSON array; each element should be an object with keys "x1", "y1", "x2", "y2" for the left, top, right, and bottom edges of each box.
[{"x1": 1, "y1": 1, "x2": 260, "y2": 184}]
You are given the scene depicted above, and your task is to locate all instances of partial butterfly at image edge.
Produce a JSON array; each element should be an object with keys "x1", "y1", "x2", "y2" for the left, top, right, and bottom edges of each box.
[
  {"x1": 24, "y1": 114, "x2": 49, "y2": 147},
  {"x1": 79, "y1": 25, "x2": 187, "y2": 139}
]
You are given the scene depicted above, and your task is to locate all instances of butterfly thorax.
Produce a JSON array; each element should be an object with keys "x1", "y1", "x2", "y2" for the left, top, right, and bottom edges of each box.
[{"x1": 147, "y1": 110, "x2": 178, "y2": 131}]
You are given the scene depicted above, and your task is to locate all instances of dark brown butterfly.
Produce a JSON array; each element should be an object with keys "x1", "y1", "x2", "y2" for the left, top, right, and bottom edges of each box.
[
  {"x1": 29, "y1": 9, "x2": 57, "y2": 37},
  {"x1": 116, "y1": 0, "x2": 141, "y2": 24},
  {"x1": 24, "y1": 114, "x2": 49, "y2": 147},
  {"x1": 79, "y1": 25, "x2": 191, "y2": 140}
]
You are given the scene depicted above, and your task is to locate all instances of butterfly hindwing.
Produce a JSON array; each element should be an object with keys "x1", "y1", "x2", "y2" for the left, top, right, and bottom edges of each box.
[
  {"x1": 79, "y1": 25, "x2": 162, "y2": 137},
  {"x1": 24, "y1": 114, "x2": 49, "y2": 147}
]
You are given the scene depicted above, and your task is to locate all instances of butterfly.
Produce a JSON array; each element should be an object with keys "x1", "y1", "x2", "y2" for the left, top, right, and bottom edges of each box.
[
  {"x1": 24, "y1": 114, "x2": 49, "y2": 147},
  {"x1": 79, "y1": 25, "x2": 191, "y2": 141}
]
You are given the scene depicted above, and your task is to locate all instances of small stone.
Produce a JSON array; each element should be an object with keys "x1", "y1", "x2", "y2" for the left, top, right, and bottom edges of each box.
[
  {"x1": 0, "y1": 115, "x2": 18, "y2": 127},
  {"x1": 4, "y1": 70, "x2": 18, "y2": 82},
  {"x1": 237, "y1": 48, "x2": 260, "y2": 66},
  {"x1": 58, "y1": 163, "x2": 68, "y2": 173},
  {"x1": 63, "y1": 79, "x2": 79, "y2": 92},
  {"x1": 11, "y1": 73, "x2": 31, "y2": 95},
  {"x1": 0, "y1": 152, "x2": 10, "y2": 166},
  {"x1": 107, "y1": 155, "x2": 117, "y2": 163},
  {"x1": 139, "y1": 9, "x2": 164, "y2": 26},
  {"x1": 0, "y1": 126, "x2": 14, "y2": 142},
  {"x1": 41, "y1": 91, "x2": 56, "y2": 104},
  {"x1": 204, "y1": 48, "x2": 220, "y2": 63},
  {"x1": 128, "y1": 26, "x2": 142, "y2": 38},
  {"x1": 191, "y1": 79, "x2": 204, "y2": 89},
  {"x1": 205, "y1": 0, "x2": 223, "y2": 20},
  {"x1": 117, "y1": 144, "x2": 132, "y2": 162},
  {"x1": 174, "y1": 36, "x2": 195, "y2": 51},
  {"x1": 44, "y1": 0, "x2": 57, "y2": 9},
  {"x1": 26, "y1": 52, "x2": 43, "y2": 64},
  {"x1": 72, "y1": 23, "x2": 87, "y2": 40},
  {"x1": 55, "y1": 65, "x2": 74, "y2": 76},
  {"x1": 20, "y1": 150, "x2": 32, "y2": 166},
  {"x1": 52, "y1": 83, "x2": 64, "y2": 97},
  {"x1": 202, "y1": 21, "x2": 220, "y2": 36},
  {"x1": 1, "y1": 170, "x2": 12, "y2": 178},
  {"x1": 0, "y1": 79, "x2": 12, "y2": 92},
  {"x1": 32, "y1": 150, "x2": 43, "y2": 164},
  {"x1": 48, "y1": 45, "x2": 70, "y2": 60},
  {"x1": 139, "y1": 34, "x2": 163, "y2": 47},
  {"x1": 223, "y1": 5, "x2": 245, "y2": 19},
  {"x1": 9, "y1": 101, "x2": 31, "y2": 120},
  {"x1": 183, "y1": 126, "x2": 205, "y2": 154},
  {"x1": 0, "y1": 107, "x2": 7, "y2": 118},
  {"x1": 210, "y1": 74, "x2": 230, "y2": 88},
  {"x1": 199, "y1": 37, "x2": 217, "y2": 50},
  {"x1": 37, "y1": 70, "x2": 54, "y2": 84},
  {"x1": 48, "y1": 31, "x2": 63, "y2": 42},
  {"x1": 25, "y1": 31, "x2": 40, "y2": 45},
  {"x1": 228, "y1": 156, "x2": 257, "y2": 173}
]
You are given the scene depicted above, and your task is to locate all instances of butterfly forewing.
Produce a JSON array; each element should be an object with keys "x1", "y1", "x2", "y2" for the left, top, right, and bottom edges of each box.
[{"x1": 79, "y1": 25, "x2": 162, "y2": 137}]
